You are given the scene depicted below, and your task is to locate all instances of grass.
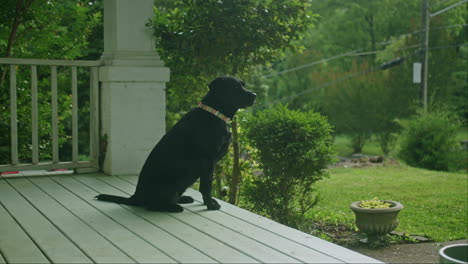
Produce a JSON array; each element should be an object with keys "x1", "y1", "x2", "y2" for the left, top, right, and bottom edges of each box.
[{"x1": 309, "y1": 164, "x2": 468, "y2": 242}]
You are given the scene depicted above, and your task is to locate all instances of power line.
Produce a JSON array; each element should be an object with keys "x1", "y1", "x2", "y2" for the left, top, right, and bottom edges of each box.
[
  {"x1": 431, "y1": 0, "x2": 467, "y2": 17},
  {"x1": 252, "y1": 54, "x2": 412, "y2": 111},
  {"x1": 253, "y1": 43, "x2": 466, "y2": 111},
  {"x1": 264, "y1": 24, "x2": 467, "y2": 78},
  {"x1": 251, "y1": 68, "x2": 374, "y2": 111},
  {"x1": 263, "y1": 50, "x2": 360, "y2": 78},
  {"x1": 349, "y1": 44, "x2": 420, "y2": 56}
]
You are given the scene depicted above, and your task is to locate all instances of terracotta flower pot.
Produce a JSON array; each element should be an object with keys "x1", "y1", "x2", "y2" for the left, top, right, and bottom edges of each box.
[{"x1": 350, "y1": 200, "x2": 404, "y2": 236}]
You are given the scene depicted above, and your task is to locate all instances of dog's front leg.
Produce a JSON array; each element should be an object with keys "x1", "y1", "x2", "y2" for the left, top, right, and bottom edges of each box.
[{"x1": 200, "y1": 161, "x2": 220, "y2": 210}]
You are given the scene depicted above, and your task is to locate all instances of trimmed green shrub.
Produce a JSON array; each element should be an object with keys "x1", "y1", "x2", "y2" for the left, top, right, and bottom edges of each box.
[
  {"x1": 242, "y1": 105, "x2": 336, "y2": 227},
  {"x1": 398, "y1": 110, "x2": 464, "y2": 171}
]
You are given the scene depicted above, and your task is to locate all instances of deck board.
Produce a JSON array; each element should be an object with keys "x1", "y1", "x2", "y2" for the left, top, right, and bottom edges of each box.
[
  {"x1": 0, "y1": 203, "x2": 49, "y2": 264},
  {"x1": 0, "y1": 180, "x2": 91, "y2": 263},
  {"x1": 184, "y1": 188, "x2": 380, "y2": 264},
  {"x1": 9, "y1": 178, "x2": 135, "y2": 264},
  {"x1": 95, "y1": 176, "x2": 302, "y2": 263},
  {"x1": 60, "y1": 176, "x2": 217, "y2": 264},
  {"x1": 0, "y1": 174, "x2": 382, "y2": 264},
  {"x1": 75, "y1": 175, "x2": 258, "y2": 263},
  {"x1": 121, "y1": 175, "x2": 379, "y2": 263},
  {"x1": 44, "y1": 177, "x2": 176, "y2": 264},
  {"x1": 98, "y1": 175, "x2": 341, "y2": 263}
]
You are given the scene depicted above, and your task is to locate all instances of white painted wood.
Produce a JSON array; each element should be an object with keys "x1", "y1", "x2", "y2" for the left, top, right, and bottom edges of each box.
[
  {"x1": 0, "y1": 203, "x2": 50, "y2": 263},
  {"x1": 71, "y1": 67, "x2": 78, "y2": 163},
  {"x1": 99, "y1": 0, "x2": 169, "y2": 175},
  {"x1": 9, "y1": 65, "x2": 18, "y2": 165},
  {"x1": 88, "y1": 176, "x2": 300, "y2": 263},
  {"x1": 75, "y1": 175, "x2": 258, "y2": 263},
  {"x1": 109, "y1": 176, "x2": 341, "y2": 263},
  {"x1": 90, "y1": 67, "x2": 99, "y2": 167},
  {"x1": 48, "y1": 176, "x2": 176, "y2": 264},
  {"x1": 12, "y1": 177, "x2": 134, "y2": 264},
  {"x1": 99, "y1": 74, "x2": 167, "y2": 175},
  {"x1": 75, "y1": 167, "x2": 100, "y2": 174},
  {"x1": 2, "y1": 63, "x2": 99, "y2": 173},
  {"x1": 101, "y1": 0, "x2": 163, "y2": 67},
  {"x1": 31, "y1": 65, "x2": 39, "y2": 164},
  {"x1": 0, "y1": 161, "x2": 94, "y2": 173},
  {"x1": 99, "y1": 66, "x2": 169, "y2": 82},
  {"x1": 0, "y1": 58, "x2": 101, "y2": 66},
  {"x1": 51, "y1": 66, "x2": 59, "y2": 163},
  {"x1": 184, "y1": 189, "x2": 381, "y2": 264},
  {"x1": 64, "y1": 176, "x2": 217, "y2": 264},
  {"x1": 173, "y1": 206, "x2": 302, "y2": 263},
  {"x1": 0, "y1": 180, "x2": 92, "y2": 263},
  {"x1": 120, "y1": 176, "x2": 381, "y2": 264},
  {"x1": 0, "y1": 174, "x2": 383, "y2": 264},
  {"x1": 186, "y1": 204, "x2": 342, "y2": 263}
]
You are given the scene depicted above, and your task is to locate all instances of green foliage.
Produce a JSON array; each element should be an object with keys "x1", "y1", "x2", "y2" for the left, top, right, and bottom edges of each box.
[
  {"x1": 150, "y1": 0, "x2": 316, "y2": 128},
  {"x1": 0, "y1": 0, "x2": 101, "y2": 59},
  {"x1": 263, "y1": 0, "x2": 467, "y2": 155},
  {"x1": 0, "y1": 1, "x2": 102, "y2": 164},
  {"x1": 242, "y1": 105, "x2": 335, "y2": 227},
  {"x1": 397, "y1": 110, "x2": 465, "y2": 172}
]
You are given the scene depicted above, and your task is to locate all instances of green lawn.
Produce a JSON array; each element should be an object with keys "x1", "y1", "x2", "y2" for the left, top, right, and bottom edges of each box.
[{"x1": 309, "y1": 164, "x2": 467, "y2": 242}]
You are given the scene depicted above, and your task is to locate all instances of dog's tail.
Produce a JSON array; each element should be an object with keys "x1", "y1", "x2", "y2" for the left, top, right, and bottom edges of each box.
[{"x1": 95, "y1": 194, "x2": 137, "y2": 206}]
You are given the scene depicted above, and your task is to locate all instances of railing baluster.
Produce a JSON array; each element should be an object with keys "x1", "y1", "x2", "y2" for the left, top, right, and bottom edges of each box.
[
  {"x1": 1, "y1": 59, "x2": 101, "y2": 173},
  {"x1": 31, "y1": 65, "x2": 39, "y2": 164},
  {"x1": 90, "y1": 67, "x2": 99, "y2": 166},
  {"x1": 10, "y1": 65, "x2": 18, "y2": 165},
  {"x1": 72, "y1": 66, "x2": 78, "y2": 163},
  {"x1": 51, "y1": 66, "x2": 59, "y2": 163}
]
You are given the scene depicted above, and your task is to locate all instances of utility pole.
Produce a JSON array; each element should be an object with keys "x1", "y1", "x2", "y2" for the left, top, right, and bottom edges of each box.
[{"x1": 420, "y1": 0, "x2": 430, "y2": 111}]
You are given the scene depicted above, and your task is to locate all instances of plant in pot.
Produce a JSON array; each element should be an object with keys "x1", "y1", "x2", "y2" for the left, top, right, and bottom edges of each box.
[{"x1": 350, "y1": 198, "x2": 404, "y2": 243}]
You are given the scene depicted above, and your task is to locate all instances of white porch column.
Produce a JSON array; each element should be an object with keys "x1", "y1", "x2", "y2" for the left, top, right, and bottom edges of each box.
[{"x1": 100, "y1": 0, "x2": 169, "y2": 175}]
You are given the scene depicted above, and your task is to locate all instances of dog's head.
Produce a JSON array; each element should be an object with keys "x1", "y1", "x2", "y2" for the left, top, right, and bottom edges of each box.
[{"x1": 206, "y1": 76, "x2": 256, "y2": 110}]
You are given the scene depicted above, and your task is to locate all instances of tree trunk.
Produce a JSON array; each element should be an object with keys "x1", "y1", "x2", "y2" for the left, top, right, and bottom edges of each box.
[
  {"x1": 0, "y1": 0, "x2": 36, "y2": 86},
  {"x1": 214, "y1": 166, "x2": 223, "y2": 198},
  {"x1": 228, "y1": 117, "x2": 241, "y2": 205}
]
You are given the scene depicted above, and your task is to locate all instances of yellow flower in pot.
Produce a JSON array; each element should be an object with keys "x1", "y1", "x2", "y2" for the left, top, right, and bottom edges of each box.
[{"x1": 350, "y1": 197, "x2": 404, "y2": 240}]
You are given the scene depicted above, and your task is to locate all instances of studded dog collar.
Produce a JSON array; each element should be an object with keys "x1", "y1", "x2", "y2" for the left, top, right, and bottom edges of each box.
[{"x1": 198, "y1": 102, "x2": 230, "y2": 123}]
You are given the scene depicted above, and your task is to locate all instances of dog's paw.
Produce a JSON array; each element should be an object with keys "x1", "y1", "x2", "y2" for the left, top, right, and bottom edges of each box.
[
  {"x1": 167, "y1": 204, "x2": 184, "y2": 213},
  {"x1": 147, "y1": 203, "x2": 184, "y2": 213},
  {"x1": 178, "y1": 195, "x2": 195, "y2": 204},
  {"x1": 206, "y1": 198, "x2": 221, "y2": 210}
]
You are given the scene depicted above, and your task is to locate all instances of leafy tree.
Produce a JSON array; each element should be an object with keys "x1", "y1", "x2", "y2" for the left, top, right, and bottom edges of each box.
[
  {"x1": 263, "y1": 0, "x2": 467, "y2": 155},
  {"x1": 0, "y1": 0, "x2": 101, "y2": 164},
  {"x1": 151, "y1": 0, "x2": 315, "y2": 204}
]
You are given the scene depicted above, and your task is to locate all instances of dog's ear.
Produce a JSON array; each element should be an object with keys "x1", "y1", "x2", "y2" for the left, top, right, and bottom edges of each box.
[
  {"x1": 208, "y1": 77, "x2": 224, "y2": 91},
  {"x1": 209, "y1": 76, "x2": 240, "y2": 91}
]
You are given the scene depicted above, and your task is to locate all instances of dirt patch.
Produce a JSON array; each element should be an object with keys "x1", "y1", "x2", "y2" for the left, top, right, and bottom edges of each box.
[
  {"x1": 306, "y1": 221, "x2": 466, "y2": 263},
  {"x1": 352, "y1": 239, "x2": 468, "y2": 263},
  {"x1": 332, "y1": 155, "x2": 399, "y2": 168}
]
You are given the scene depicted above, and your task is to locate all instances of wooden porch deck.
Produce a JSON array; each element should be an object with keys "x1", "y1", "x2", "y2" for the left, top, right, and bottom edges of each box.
[{"x1": 0, "y1": 174, "x2": 381, "y2": 263}]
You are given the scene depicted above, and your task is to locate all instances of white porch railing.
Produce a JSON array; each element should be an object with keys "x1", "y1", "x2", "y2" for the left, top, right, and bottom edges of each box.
[{"x1": 0, "y1": 58, "x2": 101, "y2": 173}]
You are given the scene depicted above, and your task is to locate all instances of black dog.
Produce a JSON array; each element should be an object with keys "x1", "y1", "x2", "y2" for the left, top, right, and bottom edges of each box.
[{"x1": 96, "y1": 76, "x2": 256, "y2": 212}]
